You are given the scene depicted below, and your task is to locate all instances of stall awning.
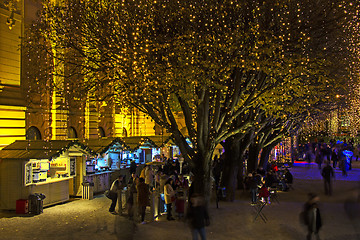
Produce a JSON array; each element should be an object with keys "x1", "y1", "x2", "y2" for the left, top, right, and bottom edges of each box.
[
  {"x1": 145, "y1": 135, "x2": 175, "y2": 148},
  {"x1": 0, "y1": 140, "x2": 93, "y2": 161},
  {"x1": 82, "y1": 137, "x2": 129, "y2": 155}
]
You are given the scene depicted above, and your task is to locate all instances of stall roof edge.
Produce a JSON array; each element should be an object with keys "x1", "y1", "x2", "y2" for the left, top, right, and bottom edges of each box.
[
  {"x1": 0, "y1": 140, "x2": 93, "y2": 161},
  {"x1": 82, "y1": 137, "x2": 130, "y2": 154},
  {"x1": 122, "y1": 135, "x2": 173, "y2": 150}
]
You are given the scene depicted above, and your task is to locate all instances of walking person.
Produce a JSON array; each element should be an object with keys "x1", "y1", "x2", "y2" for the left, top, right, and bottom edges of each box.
[
  {"x1": 164, "y1": 178, "x2": 176, "y2": 220},
  {"x1": 321, "y1": 161, "x2": 335, "y2": 196},
  {"x1": 137, "y1": 177, "x2": 150, "y2": 224},
  {"x1": 186, "y1": 193, "x2": 210, "y2": 240},
  {"x1": 109, "y1": 175, "x2": 126, "y2": 214},
  {"x1": 331, "y1": 148, "x2": 338, "y2": 169},
  {"x1": 303, "y1": 193, "x2": 322, "y2": 240},
  {"x1": 315, "y1": 148, "x2": 323, "y2": 170}
]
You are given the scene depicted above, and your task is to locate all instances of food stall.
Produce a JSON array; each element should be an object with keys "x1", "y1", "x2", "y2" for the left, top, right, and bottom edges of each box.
[
  {"x1": 82, "y1": 137, "x2": 130, "y2": 194},
  {"x1": 146, "y1": 135, "x2": 176, "y2": 160},
  {"x1": 122, "y1": 136, "x2": 160, "y2": 164},
  {"x1": 0, "y1": 140, "x2": 93, "y2": 210}
]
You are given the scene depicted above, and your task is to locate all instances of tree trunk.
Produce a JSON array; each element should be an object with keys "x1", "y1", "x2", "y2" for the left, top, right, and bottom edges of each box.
[
  {"x1": 247, "y1": 143, "x2": 260, "y2": 173},
  {"x1": 221, "y1": 140, "x2": 240, "y2": 201},
  {"x1": 259, "y1": 145, "x2": 272, "y2": 169},
  {"x1": 221, "y1": 136, "x2": 250, "y2": 201}
]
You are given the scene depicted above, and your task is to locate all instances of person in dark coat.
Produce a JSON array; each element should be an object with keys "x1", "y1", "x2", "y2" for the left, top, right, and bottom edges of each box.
[
  {"x1": 284, "y1": 169, "x2": 293, "y2": 185},
  {"x1": 304, "y1": 193, "x2": 322, "y2": 240},
  {"x1": 331, "y1": 148, "x2": 338, "y2": 168},
  {"x1": 137, "y1": 177, "x2": 150, "y2": 224},
  {"x1": 186, "y1": 194, "x2": 210, "y2": 240},
  {"x1": 321, "y1": 161, "x2": 334, "y2": 196},
  {"x1": 246, "y1": 173, "x2": 260, "y2": 205},
  {"x1": 127, "y1": 176, "x2": 138, "y2": 220},
  {"x1": 129, "y1": 160, "x2": 137, "y2": 175}
]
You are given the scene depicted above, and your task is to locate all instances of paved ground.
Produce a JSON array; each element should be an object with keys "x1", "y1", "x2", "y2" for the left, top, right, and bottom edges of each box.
[{"x1": 1, "y1": 161, "x2": 359, "y2": 240}]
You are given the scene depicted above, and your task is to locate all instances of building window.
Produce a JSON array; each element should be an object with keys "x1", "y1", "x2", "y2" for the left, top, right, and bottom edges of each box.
[
  {"x1": 67, "y1": 127, "x2": 78, "y2": 139},
  {"x1": 26, "y1": 126, "x2": 41, "y2": 140}
]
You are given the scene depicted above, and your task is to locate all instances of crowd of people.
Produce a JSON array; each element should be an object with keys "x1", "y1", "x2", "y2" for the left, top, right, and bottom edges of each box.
[
  {"x1": 106, "y1": 155, "x2": 212, "y2": 239},
  {"x1": 108, "y1": 155, "x2": 194, "y2": 224},
  {"x1": 301, "y1": 140, "x2": 358, "y2": 176},
  {"x1": 244, "y1": 164, "x2": 293, "y2": 205}
]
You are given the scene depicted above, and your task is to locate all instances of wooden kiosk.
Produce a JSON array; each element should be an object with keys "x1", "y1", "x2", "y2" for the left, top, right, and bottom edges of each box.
[
  {"x1": 0, "y1": 140, "x2": 93, "y2": 210},
  {"x1": 82, "y1": 137, "x2": 130, "y2": 194}
]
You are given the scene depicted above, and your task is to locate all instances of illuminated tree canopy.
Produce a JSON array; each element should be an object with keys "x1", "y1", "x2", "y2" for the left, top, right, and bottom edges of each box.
[{"x1": 24, "y1": 0, "x2": 360, "y2": 195}]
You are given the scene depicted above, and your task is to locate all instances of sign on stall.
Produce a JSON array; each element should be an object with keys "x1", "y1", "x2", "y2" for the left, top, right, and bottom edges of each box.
[
  {"x1": 70, "y1": 157, "x2": 76, "y2": 176},
  {"x1": 24, "y1": 161, "x2": 32, "y2": 186}
]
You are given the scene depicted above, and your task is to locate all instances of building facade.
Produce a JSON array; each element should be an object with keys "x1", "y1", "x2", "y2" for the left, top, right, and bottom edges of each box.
[{"x1": 0, "y1": 0, "x2": 186, "y2": 150}]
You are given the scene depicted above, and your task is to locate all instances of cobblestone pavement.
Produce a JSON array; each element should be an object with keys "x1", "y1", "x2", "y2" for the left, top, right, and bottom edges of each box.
[{"x1": 1, "y1": 161, "x2": 359, "y2": 240}]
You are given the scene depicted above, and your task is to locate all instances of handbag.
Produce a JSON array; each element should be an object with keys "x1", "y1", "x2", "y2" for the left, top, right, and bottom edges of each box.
[{"x1": 105, "y1": 190, "x2": 113, "y2": 199}]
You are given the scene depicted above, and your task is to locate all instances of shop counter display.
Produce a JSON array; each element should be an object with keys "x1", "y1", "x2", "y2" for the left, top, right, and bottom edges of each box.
[{"x1": 83, "y1": 171, "x2": 112, "y2": 193}]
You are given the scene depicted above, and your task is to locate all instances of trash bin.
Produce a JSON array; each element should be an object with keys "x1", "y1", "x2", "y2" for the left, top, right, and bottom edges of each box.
[
  {"x1": 16, "y1": 199, "x2": 29, "y2": 214},
  {"x1": 29, "y1": 193, "x2": 46, "y2": 215},
  {"x1": 82, "y1": 182, "x2": 94, "y2": 200}
]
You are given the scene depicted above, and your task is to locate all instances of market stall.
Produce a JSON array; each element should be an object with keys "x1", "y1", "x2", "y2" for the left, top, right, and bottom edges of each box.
[
  {"x1": 122, "y1": 136, "x2": 160, "y2": 164},
  {"x1": 82, "y1": 138, "x2": 130, "y2": 194},
  {"x1": 0, "y1": 140, "x2": 93, "y2": 210},
  {"x1": 146, "y1": 135, "x2": 177, "y2": 160}
]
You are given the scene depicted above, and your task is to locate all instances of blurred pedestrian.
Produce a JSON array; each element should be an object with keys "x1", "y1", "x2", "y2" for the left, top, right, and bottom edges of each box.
[
  {"x1": 164, "y1": 178, "x2": 176, "y2": 220},
  {"x1": 186, "y1": 193, "x2": 210, "y2": 240},
  {"x1": 315, "y1": 148, "x2": 323, "y2": 170},
  {"x1": 331, "y1": 148, "x2": 338, "y2": 169},
  {"x1": 109, "y1": 175, "x2": 126, "y2": 214},
  {"x1": 127, "y1": 176, "x2": 138, "y2": 220},
  {"x1": 129, "y1": 160, "x2": 137, "y2": 175},
  {"x1": 137, "y1": 177, "x2": 150, "y2": 224},
  {"x1": 321, "y1": 161, "x2": 334, "y2": 196},
  {"x1": 303, "y1": 193, "x2": 322, "y2": 240}
]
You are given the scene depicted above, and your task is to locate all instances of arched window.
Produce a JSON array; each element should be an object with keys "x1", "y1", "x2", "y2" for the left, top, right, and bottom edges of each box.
[
  {"x1": 67, "y1": 127, "x2": 78, "y2": 139},
  {"x1": 98, "y1": 127, "x2": 105, "y2": 138},
  {"x1": 26, "y1": 126, "x2": 41, "y2": 140}
]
